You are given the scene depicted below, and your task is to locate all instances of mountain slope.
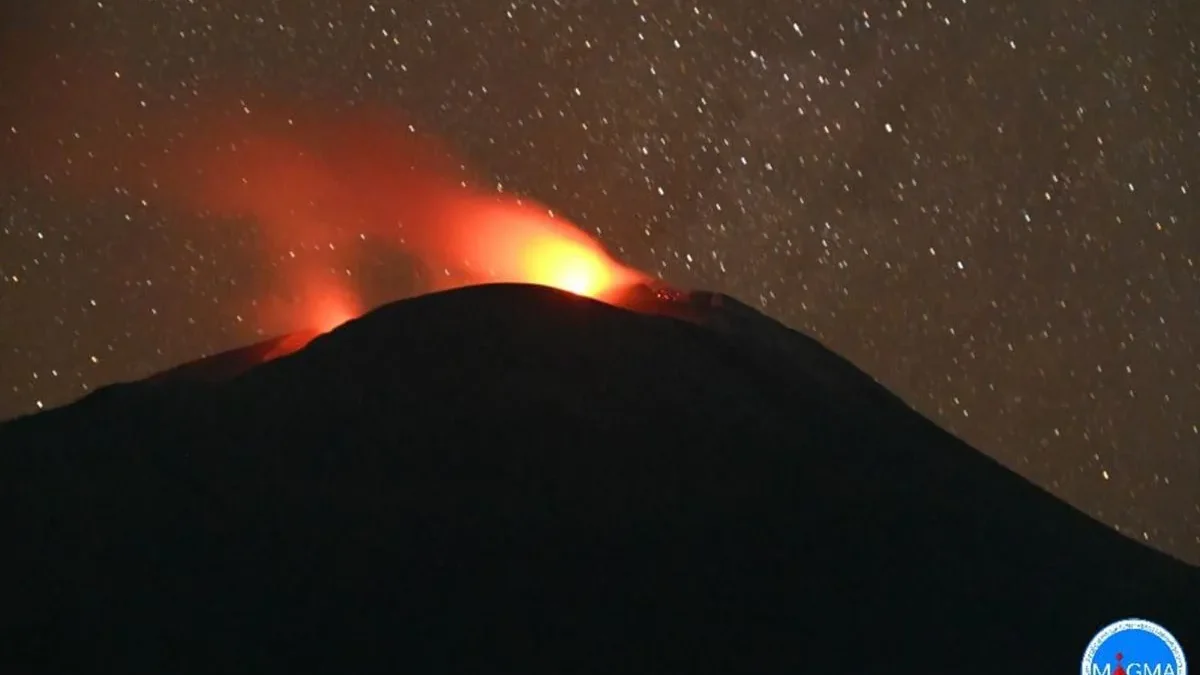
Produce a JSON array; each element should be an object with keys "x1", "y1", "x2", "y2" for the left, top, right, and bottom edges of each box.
[{"x1": 0, "y1": 282, "x2": 1195, "y2": 674}]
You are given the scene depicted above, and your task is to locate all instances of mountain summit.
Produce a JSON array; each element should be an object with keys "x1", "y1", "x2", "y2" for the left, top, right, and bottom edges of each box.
[{"x1": 1, "y1": 282, "x2": 1195, "y2": 674}]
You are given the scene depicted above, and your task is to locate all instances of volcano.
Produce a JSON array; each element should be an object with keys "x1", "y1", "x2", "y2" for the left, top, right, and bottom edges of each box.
[{"x1": 0, "y1": 282, "x2": 1195, "y2": 674}]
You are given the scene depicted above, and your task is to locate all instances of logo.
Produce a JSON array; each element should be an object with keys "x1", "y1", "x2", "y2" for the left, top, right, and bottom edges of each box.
[{"x1": 1083, "y1": 618, "x2": 1188, "y2": 675}]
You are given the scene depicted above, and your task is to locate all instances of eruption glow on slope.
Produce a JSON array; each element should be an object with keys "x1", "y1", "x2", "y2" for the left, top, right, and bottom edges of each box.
[
  {"x1": 439, "y1": 197, "x2": 641, "y2": 302},
  {"x1": 3, "y1": 53, "x2": 648, "y2": 350}
]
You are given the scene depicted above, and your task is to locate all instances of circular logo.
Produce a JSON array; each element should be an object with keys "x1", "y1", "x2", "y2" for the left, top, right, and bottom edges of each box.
[{"x1": 1082, "y1": 618, "x2": 1187, "y2": 675}]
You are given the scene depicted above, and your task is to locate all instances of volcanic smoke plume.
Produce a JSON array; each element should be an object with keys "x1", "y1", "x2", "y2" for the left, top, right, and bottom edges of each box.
[{"x1": 2, "y1": 52, "x2": 646, "y2": 334}]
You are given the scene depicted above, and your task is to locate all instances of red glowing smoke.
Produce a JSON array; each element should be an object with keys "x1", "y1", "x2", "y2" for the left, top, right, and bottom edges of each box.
[{"x1": 3, "y1": 54, "x2": 647, "y2": 343}]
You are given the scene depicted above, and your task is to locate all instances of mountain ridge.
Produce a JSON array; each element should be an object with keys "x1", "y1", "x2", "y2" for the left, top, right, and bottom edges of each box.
[{"x1": 0, "y1": 282, "x2": 1194, "y2": 674}]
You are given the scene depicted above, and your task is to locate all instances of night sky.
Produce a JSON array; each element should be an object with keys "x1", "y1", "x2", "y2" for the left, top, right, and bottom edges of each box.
[{"x1": 1, "y1": 0, "x2": 1197, "y2": 563}]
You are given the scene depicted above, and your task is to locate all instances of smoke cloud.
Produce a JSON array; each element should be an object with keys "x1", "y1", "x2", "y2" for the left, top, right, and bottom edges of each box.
[{"x1": 3, "y1": 50, "x2": 645, "y2": 335}]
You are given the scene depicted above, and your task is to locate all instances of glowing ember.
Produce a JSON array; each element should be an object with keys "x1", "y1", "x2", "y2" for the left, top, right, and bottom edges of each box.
[
  {"x1": 523, "y1": 235, "x2": 612, "y2": 298},
  {"x1": 436, "y1": 196, "x2": 643, "y2": 302},
  {"x1": 309, "y1": 291, "x2": 359, "y2": 333}
]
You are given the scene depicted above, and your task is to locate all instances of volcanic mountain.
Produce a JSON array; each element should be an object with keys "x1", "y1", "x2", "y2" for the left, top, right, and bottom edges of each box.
[{"x1": 0, "y1": 282, "x2": 1195, "y2": 674}]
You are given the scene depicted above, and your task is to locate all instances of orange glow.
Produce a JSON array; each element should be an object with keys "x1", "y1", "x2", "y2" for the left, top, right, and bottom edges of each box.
[
  {"x1": 307, "y1": 288, "x2": 359, "y2": 333},
  {"x1": 3, "y1": 59, "x2": 650, "y2": 349},
  {"x1": 523, "y1": 231, "x2": 613, "y2": 298},
  {"x1": 258, "y1": 330, "x2": 321, "y2": 362},
  {"x1": 433, "y1": 197, "x2": 643, "y2": 302}
]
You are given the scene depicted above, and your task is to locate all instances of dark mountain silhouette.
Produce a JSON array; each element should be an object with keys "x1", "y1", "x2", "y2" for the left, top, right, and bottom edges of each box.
[{"x1": 1, "y1": 282, "x2": 1195, "y2": 674}]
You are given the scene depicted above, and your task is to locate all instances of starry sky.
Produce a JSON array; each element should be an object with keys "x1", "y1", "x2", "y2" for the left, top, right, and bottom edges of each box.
[{"x1": 1, "y1": 0, "x2": 1197, "y2": 562}]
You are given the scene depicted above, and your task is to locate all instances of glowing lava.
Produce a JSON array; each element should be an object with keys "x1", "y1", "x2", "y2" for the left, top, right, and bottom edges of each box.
[
  {"x1": 436, "y1": 196, "x2": 644, "y2": 302},
  {"x1": 523, "y1": 232, "x2": 614, "y2": 298},
  {"x1": 308, "y1": 288, "x2": 360, "y2": 333}
]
